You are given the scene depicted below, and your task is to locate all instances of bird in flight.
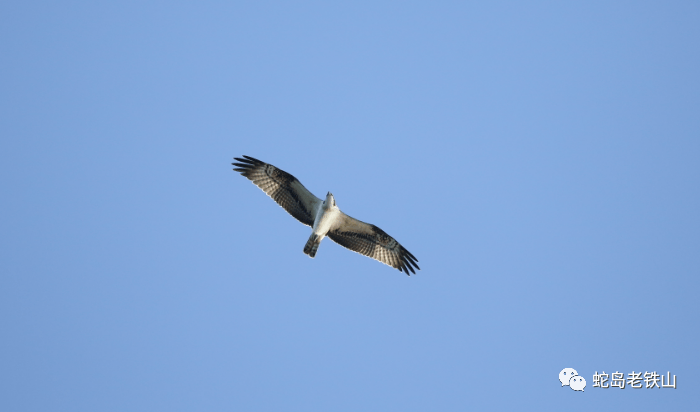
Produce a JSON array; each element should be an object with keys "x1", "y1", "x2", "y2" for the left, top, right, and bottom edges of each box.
[{"x1": 232, "y1": 155, "x2": 419, "y2": 275}]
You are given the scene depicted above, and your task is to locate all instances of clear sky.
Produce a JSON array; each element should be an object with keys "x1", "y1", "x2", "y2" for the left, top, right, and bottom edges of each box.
[{"x1": 1, "y1": 1, "x2": 698, "y2": 411}]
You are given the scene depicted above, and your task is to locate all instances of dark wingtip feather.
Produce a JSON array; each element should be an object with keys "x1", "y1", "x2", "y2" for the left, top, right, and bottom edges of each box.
[
  {"x1": 400, "y1": 246, "x2": 419, "y2": 274},
  {"x1": 396, "y1": 258, "x2": 413, "y2": 275},
  {"x1": 241, "y1": 155, "x2": 263, "y2": 164},
  {"x1": 232, "y1": 156, "x2": 261, "y2": 176},
  {"x1": 406, "y1": 250, "x2": 418, "y2": 262},
  {"x1": 233, "y1": 155, "x2": 261, "y2": 164},
  {"x1": 405, "y1": 253, "x2": 417, "y2": 265},
  {"x1": 405, "y1": 260, "x2": 416, "y2": 275}
]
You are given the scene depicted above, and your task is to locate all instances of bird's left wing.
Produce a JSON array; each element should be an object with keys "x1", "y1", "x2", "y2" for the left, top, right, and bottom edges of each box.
[
  {"x1": 232, "y1": 155, "x2": 321, "y2": 227},
  {"x1": 327, "y1": 212, "x2": 420, "y2": 275}
]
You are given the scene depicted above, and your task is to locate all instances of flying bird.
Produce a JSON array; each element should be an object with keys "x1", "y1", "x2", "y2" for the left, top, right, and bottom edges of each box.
[{"x1": 232, "y1": 155, "x2": 420, "y2": 275}]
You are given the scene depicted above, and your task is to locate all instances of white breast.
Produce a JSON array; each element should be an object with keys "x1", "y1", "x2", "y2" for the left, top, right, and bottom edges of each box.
[{"x1": 312, "y1": 205, "x2": 340, "y2": 237}]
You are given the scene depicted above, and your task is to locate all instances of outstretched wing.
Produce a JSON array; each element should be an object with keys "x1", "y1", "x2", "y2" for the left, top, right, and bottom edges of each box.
[
  {"x1": 232, "y1": 155, "x2": 321, "y2": 227},
  {"x1": 327, "y1": 212, "x2": 420, "y2": 275}
]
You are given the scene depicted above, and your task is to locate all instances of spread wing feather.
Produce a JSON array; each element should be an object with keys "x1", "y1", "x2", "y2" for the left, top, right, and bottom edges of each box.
[
  {"x1": 328, "y1": 212, "x2": 420, "y2": 275},
  {"x1": 232, "y1": 155, "x2": 321, "y2": 227}
]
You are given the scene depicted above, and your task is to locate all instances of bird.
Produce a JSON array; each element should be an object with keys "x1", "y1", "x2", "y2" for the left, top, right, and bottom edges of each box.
[{"x1": 232, "y1": 155, "x2": 419, "y2": 275}]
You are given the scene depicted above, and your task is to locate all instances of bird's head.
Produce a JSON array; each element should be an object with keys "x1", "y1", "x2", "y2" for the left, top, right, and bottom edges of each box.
[{"x1": 324, "y1": 192, "x2": 337, "y2": 209}]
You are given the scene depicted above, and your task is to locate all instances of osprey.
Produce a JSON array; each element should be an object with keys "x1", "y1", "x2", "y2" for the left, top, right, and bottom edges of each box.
[{"x1": 232, "y1": 155, "x2": 420, "y2": 275}]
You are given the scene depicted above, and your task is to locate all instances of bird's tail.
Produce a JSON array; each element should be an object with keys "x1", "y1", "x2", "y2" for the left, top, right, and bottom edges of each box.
[{"x1": 303, "y1": 233, "x2": 321, "y2": 258}]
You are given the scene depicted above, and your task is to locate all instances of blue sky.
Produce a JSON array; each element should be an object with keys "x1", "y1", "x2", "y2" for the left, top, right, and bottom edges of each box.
[{"x1": 1, "y1": 1, "x2": 698, "y2": 410}]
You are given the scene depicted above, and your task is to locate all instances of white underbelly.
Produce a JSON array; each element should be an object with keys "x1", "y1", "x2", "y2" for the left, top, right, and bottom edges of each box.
[{"x1": 313, "y1": 207, "x2": 339, "y2": 237}]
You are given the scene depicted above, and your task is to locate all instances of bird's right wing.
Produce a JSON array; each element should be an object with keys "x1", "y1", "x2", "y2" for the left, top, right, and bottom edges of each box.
[{"x1": 232, "y1": 156, "x2": 321, "y2": 227}]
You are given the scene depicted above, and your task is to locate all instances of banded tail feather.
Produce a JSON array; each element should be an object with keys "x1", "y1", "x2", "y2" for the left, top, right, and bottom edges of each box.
[{"x1": 303, "y1": 234, "x2": 321, "y2": 258}]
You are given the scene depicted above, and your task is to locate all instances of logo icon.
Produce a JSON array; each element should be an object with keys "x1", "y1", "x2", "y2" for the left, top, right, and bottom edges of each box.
[
  {"x1": 559, "y1": 368, "x2": 586, "y2": 391},
  {"x1": 570, "y1": 376, "x2": 586, "y2": 391}
]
